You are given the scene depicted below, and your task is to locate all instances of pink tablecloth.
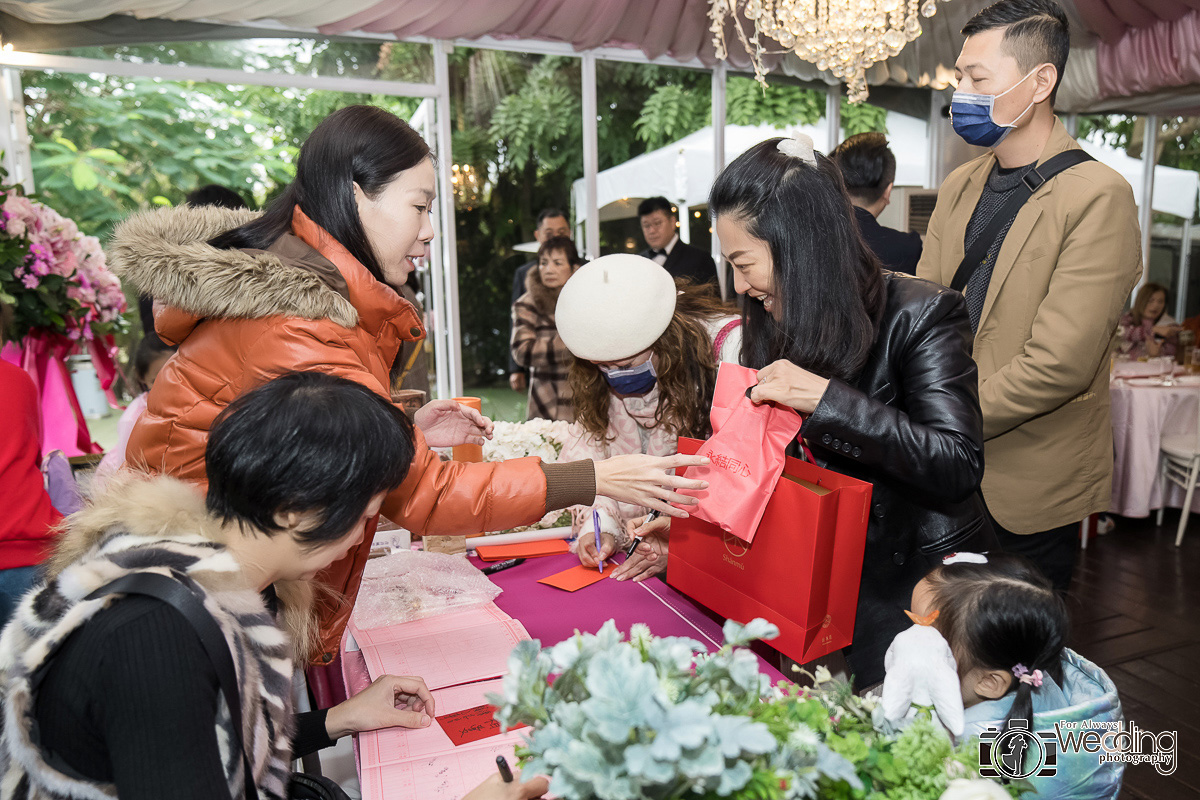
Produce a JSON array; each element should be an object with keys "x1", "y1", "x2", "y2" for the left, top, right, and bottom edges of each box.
[
  {"x1": 1110, "y1": 379, "x2": 1200, "y2": 517},
  {"x1": 341, "y1": 552, "x2": 786, "y2": 693}
]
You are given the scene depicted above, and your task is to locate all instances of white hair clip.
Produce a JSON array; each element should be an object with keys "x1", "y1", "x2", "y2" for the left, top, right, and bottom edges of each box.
[
  {"x1": 777, "y1": 133, "x2": 817, "y2": 166},
  {"x1": 942, "y1": 552, "x2": 989, "y2": 566}
]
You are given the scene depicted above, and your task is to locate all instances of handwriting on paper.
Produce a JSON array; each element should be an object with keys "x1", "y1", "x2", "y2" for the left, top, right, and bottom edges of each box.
[{"x1": 436, "y1": 704, "x2": 527, "y2": 746}]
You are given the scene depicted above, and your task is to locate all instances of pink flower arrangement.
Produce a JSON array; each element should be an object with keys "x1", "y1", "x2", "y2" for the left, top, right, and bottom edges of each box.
[{"x1": 0, "y1": 189, "x2": 128, "y2": 342}]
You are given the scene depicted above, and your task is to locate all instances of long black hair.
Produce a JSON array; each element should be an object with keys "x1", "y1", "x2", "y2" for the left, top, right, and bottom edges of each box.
[
  {"x1": 924, "y1": 553, "x2": 1069, "y2": 736},
  {"x1": 205, "y1": 371, "x2": 415, "y2": 549},
  {"x1": 709, "y1": 138, "x2": 885, "y2": 384},
  {"x1": 209, "y1": 105, "x2": 431, "y2": 282}
]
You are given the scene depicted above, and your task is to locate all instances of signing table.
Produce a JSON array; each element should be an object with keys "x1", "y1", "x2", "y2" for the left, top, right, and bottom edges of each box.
[
  {"x1": 1110, "y1": 372, "x2": 1200, "y2": 517},
  {"x1": 339, "y1": 551, "x2": 785, "y2": 800}
]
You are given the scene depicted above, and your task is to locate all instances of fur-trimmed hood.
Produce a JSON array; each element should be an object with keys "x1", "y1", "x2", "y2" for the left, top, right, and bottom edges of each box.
[{"x1": 108, "y1": 204, "x2": 359, "y2": 329}]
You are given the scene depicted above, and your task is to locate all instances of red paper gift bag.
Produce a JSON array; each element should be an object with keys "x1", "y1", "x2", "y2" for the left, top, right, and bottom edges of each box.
[
  {"x1": 668, "y1": 437, "x2": 872, "y2": 665},
  {"x1": 684, "y1": 363, "x2": 803, "y2": 543}
]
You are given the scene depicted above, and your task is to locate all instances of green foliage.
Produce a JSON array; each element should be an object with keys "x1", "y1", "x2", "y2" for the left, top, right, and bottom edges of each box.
[
  {"x1": 841, "y1": 98, "x2": 889, "y2": 137},
  {"x1": 635, "y1": 84, "x2": 711, "y2": 149},
  {"x1": 727, "y1": 77, "x2": 823, "y2": 128},
  {"x1": 25, "y1": 40, "x2": 420, "y2": 240}
]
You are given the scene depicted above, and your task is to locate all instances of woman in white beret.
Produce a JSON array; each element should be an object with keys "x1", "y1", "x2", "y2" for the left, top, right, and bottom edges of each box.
[{"x1": 556, "y1": 255, "x2": 742, "y2": 581}]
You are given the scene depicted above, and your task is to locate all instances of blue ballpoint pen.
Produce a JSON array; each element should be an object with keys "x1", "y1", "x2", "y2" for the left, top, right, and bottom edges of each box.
[{"x1": 592, "y1": 509, "x2": 604, "y2": 573}]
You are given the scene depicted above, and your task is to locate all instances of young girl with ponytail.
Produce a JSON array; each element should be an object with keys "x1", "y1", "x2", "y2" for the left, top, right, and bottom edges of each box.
[{"x1": 910, "y1": 552, "x2": 1125, "y2": 799}]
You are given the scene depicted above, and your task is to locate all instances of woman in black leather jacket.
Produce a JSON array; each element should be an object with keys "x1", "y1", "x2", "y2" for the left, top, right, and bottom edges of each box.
[{"x1": 710, "y1": 135, "x2": 996, "y2": 688}]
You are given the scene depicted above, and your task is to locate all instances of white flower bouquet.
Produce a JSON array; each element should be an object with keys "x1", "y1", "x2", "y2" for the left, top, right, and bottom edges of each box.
[{"x1": 484, "y1": 419, "x2": 573, "y2": 531}]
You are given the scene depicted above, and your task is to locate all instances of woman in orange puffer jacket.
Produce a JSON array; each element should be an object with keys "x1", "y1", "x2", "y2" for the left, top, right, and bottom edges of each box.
[{"x1": 108, "y1": 106, "x2": 707, "y2": 661}]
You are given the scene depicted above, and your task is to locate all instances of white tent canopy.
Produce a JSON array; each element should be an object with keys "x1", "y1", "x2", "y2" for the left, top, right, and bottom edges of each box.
[
  {"x1": 576, "y1": 115, "x2": 1199, "y2": 223},
  {"x1": 573, "y1": 112, "x2": 932, "y2": 221},
  {"x1": 1079, "y1": 140, "x2": 1199, "y2": 221}
]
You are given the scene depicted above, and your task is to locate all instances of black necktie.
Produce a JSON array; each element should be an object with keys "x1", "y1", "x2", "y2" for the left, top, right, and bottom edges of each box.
[{"x1": 650, "y1": 249, "x2": 667, "y2": 259}]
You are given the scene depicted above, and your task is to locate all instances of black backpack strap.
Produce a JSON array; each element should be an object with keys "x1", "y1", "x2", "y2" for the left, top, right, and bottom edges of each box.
[
  {"x1": 85, "y1": 572, "x2": 259, "y2": 800},
  {"x1": 950, "y1": 149, "x2": 1095, "y2": 293}
]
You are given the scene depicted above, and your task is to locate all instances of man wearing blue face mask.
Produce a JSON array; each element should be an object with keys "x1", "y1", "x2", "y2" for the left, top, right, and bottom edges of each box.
[{"x1": 917, "y1": 0, "x2": 1141, "y2": 594}]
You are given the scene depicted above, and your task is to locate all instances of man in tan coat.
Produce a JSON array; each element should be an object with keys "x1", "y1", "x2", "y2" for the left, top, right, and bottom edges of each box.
[{"x1": 917, "y1": 0, "x2": 1141, "y2": 592}]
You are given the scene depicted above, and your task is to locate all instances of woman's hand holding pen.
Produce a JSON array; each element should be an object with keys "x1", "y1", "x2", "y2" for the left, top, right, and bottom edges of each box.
[
  {"x1": 612, "y1": 514, "x2": 671, "y2": 582},
  {"x1": 579, "y1": 530, "x2": 617, "y2": 569}
]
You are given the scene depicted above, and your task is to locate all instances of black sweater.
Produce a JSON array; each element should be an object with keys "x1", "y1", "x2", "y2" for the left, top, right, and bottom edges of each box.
[{"x1": 34, "y1": 595, "x2": 334, "y2": 799}]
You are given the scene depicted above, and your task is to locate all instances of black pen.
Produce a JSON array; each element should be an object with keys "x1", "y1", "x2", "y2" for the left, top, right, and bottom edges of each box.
[
  {"x1": 496, "y1": 755, "x2": 514, "y2": 783},
  {"x1": 482, "y1": 558, "x2": 526, "y2": 575},
  {"x1": 625, "y1": 510, "x2": 661, "y2": 557}
]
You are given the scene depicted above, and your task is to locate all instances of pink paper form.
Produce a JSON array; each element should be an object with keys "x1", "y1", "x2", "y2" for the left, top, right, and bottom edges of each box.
[
  {"x1": 348, "y1": 603, "x2": 530, "y2": 690},
  {"x1": 358, "y1": 679, "x2": 527, "y2": 800}
]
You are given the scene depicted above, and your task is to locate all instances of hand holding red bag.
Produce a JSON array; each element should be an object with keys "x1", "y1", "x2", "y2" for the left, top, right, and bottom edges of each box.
[{"x1": 682, "y1": 362, "x2": 803, "y2": 543}]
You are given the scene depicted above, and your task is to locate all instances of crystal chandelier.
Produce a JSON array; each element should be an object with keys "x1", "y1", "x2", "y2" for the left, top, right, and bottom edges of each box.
[{"x1": 709, "y1": 0, "x2": 946, "y2": 103}]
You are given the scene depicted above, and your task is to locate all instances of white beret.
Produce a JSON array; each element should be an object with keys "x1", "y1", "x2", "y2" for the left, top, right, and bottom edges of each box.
[{"x1": 555, "y1": 254, "x2": 678, "y2": 362}]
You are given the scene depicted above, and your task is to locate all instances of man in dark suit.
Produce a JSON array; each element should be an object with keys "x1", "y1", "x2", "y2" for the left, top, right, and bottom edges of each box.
[
  {"x1": 830, "y1": 133, "x2": 923, "y2": 275},
  {"x1": 637, "y1": 196, "x2": 717, "y2": 288},
  {"x1": 509, "y1": 208, "x2": 572, "y2": 392}
]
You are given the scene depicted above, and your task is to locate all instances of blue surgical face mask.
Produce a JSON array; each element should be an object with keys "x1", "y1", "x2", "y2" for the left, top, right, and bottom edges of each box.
[
  {"x1": 949, "y1": 67, "x2": 1040, "y2": 148},
  {"x1": 599, "y1": 359, "x2": 657, "y2": 395}
]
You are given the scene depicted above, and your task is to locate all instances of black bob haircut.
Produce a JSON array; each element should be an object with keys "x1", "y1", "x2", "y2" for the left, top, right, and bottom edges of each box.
[
  {"x1": 637, "y1": 196, "x2": 675, "y2": 218},
  {"x1": 831, "y1": 133, "x2": 896, "y2": 206},
  {"x1": 536, "y1": 208, "x2": 569, "y2": 227},
  {"x1": 709, "y1": 138, "x2": 885, "y2": 385},
  {"x1": 205, "y1": 371, "x2": 415, "y2": 548},
  {"x1": 961, "y1": 0, "x2": 1070, "y2": 106},
  {"x1": 186, "y1": 184, "x2": 249, "y2": 210},
  {"x1": 209, "y1": 105, "x2": 431, "y2": 284}
]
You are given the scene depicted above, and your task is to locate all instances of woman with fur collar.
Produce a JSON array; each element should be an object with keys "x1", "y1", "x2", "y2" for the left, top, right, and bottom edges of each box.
[
  {"x1": 108, "y1": 106, "x2": 709, "y2": 661},
  {"x1": 0, "y1": 372, "x2": 547, "y2": 800},
  {"x1": 511, "y1": 236, "x2": 581, "y2": 422}
]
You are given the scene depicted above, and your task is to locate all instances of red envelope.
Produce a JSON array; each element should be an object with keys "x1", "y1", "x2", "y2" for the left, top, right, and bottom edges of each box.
[
  {"x1": 435, "y1": 704, "x2": 527, "y2": 746},
  {"x1": 684, "y1": 363, "x2": 803, "y2": 543}
]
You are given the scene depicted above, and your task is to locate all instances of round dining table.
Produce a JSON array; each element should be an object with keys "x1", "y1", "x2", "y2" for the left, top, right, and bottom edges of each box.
[{"x1": 1110, "y1": 371, "x2": 1200, "y2": 517}]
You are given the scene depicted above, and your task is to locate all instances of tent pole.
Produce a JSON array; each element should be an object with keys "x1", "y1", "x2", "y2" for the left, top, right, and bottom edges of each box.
[
  {"x1": 712, "y1": 64, "x2": 727, "y2": 298},
  {"x1": 412, "y1": 99, "x2": 450, "y2": 400},
  {"x1": 1179, "y1": 218, "x2": 1193, "y2": 322},
  {"x1": 1064, "y1": 113, "x2": 1078, "y2": 138},
  {"x1": 582, "y1": 53, "x2": 600, "y2": 260},
  {"x1": 927, "y1": 89, "x2": 943, "y2": 190},
  {"x1": 0, "y1": 68, "x2": 32, "y2": 193},
  {"x1": 825, "y1": 84, "x2": 840, "y2": 155},
  {"x1": 1135, "y1": 114, "x2": 1158, "y2": 300},
  {"x1": 677, "y1": 201, "x2": 691, "y2": 244},
  {"x1": 433, "y1": 40, "x2": 464, "y2": 398}
]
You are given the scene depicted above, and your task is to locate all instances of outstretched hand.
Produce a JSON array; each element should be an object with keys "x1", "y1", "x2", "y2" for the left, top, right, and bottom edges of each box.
[
  {"x1": 414, "y1": 400, "x2": 495, "y2": 448},
  {"x1": 594, "y1": 453, "x2": 710, "y2": 518}
]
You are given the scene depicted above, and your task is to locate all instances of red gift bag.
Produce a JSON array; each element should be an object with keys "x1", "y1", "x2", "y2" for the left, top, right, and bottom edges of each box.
[
  {"x1": 668, "y1": 437, "x2": 872, "y2": 664},
  {"x1": 684, "y1": 363, "x2": 803, "y2": 543}
]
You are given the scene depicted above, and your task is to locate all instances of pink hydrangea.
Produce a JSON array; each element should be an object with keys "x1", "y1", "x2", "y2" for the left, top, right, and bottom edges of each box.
[{"x1": 2, "y1": 189, "x2": 127, "y2": 338}]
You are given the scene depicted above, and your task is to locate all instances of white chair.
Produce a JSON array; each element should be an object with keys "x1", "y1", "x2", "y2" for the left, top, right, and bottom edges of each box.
[{"x1": 1156, "y1": 393, "x2": 1200, "y2": 546}]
